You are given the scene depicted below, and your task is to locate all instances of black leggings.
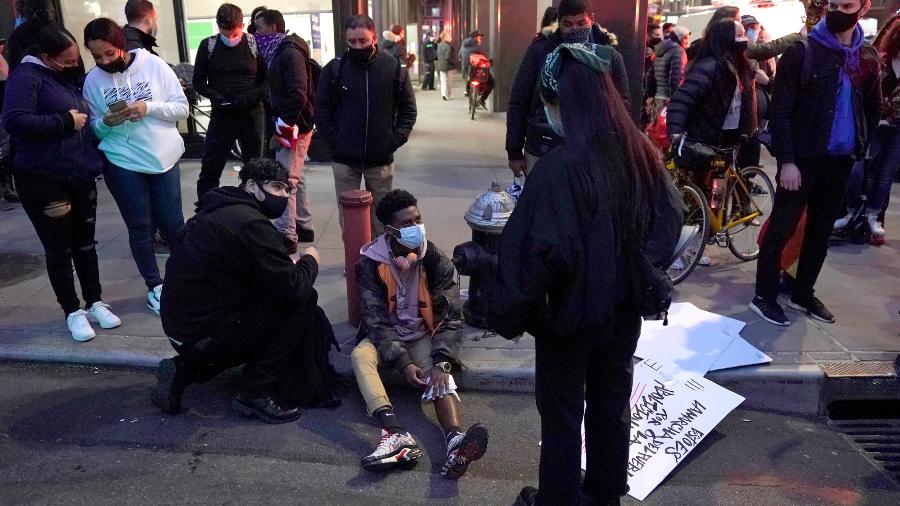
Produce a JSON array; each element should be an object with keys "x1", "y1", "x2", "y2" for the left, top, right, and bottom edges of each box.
[{"x1": 16, "y1": 173, "x2": 102, "y2": 315}]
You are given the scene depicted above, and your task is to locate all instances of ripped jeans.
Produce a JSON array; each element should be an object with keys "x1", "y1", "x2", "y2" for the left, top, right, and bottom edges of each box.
[{"x1": 16, "y1": 173, "x2": 102, "y2": 315}]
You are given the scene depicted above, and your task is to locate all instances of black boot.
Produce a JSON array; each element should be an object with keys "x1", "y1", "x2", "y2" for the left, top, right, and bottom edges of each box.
[
  {"x1": 515, "y1": 486, "x2": 538, "y2": 506},
  {"x1": 232, "y1": 394, "x2": 303, "y2": 424},
  {"x1": 151, "y1": 358, "x2": 192, "y2": 414}
]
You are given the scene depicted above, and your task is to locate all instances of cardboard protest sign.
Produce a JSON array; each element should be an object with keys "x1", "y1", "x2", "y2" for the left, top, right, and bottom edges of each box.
[
  {"x1": 623, "y1": 360, "x2": 744, "y2": 500},
  {"x1": 709, "y1": 334, "x2": 772, "y2": 371}
]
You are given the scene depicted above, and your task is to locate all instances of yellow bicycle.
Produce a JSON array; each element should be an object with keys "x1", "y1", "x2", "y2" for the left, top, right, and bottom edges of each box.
[{"x1": 666, "y1": 140, "x2": 775, "y2": 284}]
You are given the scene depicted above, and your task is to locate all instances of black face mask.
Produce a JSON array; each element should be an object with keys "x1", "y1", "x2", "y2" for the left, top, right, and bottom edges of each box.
[
  {"x1": 560, "y1": 26, "x2": 591, "y2": 44},
  {"x1": 97, "y1": 55, "x2": 127, "y2": 74},
  {"x1": 253, "y1": 181, "x2": 289, "y2": 219},
  {"x1": 347, "y1": 44, "x2": 376, "y2": 64},
  {"x1": 734, "y1": 40, "x2": 749, "y2": 53},
  {"x1": 648, "y1": 36, "x2": 661, "y2": 47},
  {"x1": 826, "y1": 8, "x2": 862, "y2": 34}
]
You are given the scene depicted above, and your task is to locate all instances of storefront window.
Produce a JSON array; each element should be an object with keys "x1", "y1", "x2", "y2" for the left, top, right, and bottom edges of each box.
[
  {"x1": 185, "y1": 0, "x2": 336, "y2": 65},
  {"x1": 60, "y1": 0, "x2": 181, "y2": 66}
]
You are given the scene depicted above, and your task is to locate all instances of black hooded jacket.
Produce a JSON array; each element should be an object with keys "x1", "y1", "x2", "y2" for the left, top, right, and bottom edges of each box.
[
  {"x1": 314, "y1": 48, "x2": 417, "y2": 169},
  {"x1": 161, "y1": 187, "x2": 318, "y2": 340},
  {"x1": 505, "y1": 26, "x2": 631, "y2": 161},
  {"x1": 124, "y1": 26, "x2": 159, "y2": 56},
  {"x1": 269, "y1": 34, "x2": 315, "y2": 133}
]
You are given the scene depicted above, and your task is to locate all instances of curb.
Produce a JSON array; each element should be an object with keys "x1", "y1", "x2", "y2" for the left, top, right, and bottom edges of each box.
[{"x1": 0, "y1": 340, "x2": 825, "y2": 415}]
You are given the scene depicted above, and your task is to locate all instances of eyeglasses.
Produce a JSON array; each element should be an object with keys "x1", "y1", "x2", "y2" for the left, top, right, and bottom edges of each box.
[{"x1": 263, "y1": 180, "x2": 297, "y2": 195}]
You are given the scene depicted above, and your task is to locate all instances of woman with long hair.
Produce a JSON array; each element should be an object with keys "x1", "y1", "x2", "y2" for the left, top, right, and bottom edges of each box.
[
  {"x1": 491, "y1": 44, "x2": 681, "y2": 505},
  {"x1": 835, "y1": 14, "x2": 900, "y2": 242},
  {"x1": 81, "y1": 18, "x2": 189, "y2": 315},
  {"x1": 667, "y1": 19, "x2": 757, "y2": 152},
  {"x1": 2, "y1": 24, "x2": 120, "y2": 341}
]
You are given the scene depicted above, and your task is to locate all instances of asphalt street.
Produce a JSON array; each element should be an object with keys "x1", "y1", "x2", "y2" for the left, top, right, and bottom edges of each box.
[{"x1": 0, "y1": 361, "x2": 897, "y2": 505}]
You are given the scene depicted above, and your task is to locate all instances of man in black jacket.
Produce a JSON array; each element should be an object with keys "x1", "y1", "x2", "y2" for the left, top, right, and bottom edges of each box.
[
  {"x1": 193, "y1": 3, "x2": 269, "y2": 199},
  {"x1": 124, "y1": 0, "x2": 159, "y2": 56},
  {"x1": 751, "y1": 0, "x2": 881, "y2": 327},
  {"x1": 260, "y1": 9, "x2": 316, "y2": 252},
  {"x1": 154, "y1": 158, "x2": 323, "y2": 424},
  {"x1": 505, "y1": 0, "x2": 630, "y2": 177},
  {"x1": 314, "y1": 15, "x2": 417, "y2": 236}
]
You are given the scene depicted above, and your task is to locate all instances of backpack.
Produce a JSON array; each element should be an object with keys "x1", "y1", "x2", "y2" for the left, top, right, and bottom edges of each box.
[{"x1": 206, "y1": 33, "x2": 258, "y2": 59}]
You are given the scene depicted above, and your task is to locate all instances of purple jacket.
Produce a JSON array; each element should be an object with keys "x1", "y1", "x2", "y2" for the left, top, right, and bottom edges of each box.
[{"x1": 2, "y1": 59, "x2": 103, "y2": 182}]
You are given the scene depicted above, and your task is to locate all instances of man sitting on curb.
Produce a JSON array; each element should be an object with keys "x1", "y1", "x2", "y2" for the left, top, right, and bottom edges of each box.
[
  {"x1": 153, "y1": 158, "x2": 336, "y2": 424},
  {"x1": 351, "y1": 189, "x2": 489, "y2": 478}
]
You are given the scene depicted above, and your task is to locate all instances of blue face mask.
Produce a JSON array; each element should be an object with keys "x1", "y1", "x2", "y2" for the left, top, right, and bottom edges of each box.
[
  {"x1": 746, "y1": 28, "x2": 758, "y2": 43},
  {"x1": 390, "y1": 224, "x2": 426, "y2": 250},
  {"x1": 544, "y1": 104, "x2": 565, "y2": 137},
  {"x1": 220, "y1": 33, "x2": 243, "y2": 47},
  {"x1": 14, "y1": 16, "x2": 25, "y2": 28}
]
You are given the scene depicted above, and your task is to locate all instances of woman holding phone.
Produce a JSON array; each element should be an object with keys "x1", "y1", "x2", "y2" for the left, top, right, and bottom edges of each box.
[
  {"x1": 81, "y1": 18, "x2": 188, "y2": 315},
  {"x1": 2, "y1": 24, "x2": 121, "y2": 341}
]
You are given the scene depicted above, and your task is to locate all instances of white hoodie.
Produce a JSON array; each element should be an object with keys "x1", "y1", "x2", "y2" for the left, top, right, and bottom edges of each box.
[{"x1": 82, "y1": 49, "x2": 188, "y2": 174}]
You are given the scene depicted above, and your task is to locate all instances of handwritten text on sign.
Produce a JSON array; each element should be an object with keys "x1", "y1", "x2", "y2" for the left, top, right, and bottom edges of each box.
[{"x1": 625, "y1": 360, "x2": 744, "y2": 501}]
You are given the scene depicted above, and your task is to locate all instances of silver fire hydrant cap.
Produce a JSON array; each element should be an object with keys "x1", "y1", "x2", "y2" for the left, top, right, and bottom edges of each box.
[{"x1": 464, "y1": 180, "x2": 516, "y2": 233}]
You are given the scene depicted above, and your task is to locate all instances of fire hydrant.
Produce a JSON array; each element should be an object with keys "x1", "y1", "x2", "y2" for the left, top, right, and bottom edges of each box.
[{"x1": 453, "y1": 181, "x2": 516, "y2": 329}]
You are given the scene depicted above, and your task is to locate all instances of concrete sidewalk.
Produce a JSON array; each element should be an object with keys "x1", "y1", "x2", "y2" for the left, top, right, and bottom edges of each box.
[{"x1": 1, "y1": 78, "x2": 898, "y2": 415}]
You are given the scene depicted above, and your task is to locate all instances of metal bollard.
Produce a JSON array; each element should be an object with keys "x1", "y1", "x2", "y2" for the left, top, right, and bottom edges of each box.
[{"x1": 340, "y1": 189, "x2": 373, "y2": 326}]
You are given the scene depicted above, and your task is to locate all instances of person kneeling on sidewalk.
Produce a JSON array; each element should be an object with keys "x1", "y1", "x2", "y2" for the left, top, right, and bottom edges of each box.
[
  {"x1": 351, "y1": 189, "x2": 489, "y2": 478},
  {"x1": 153, "y1": 158, "x2": 338, "y2": 424}
]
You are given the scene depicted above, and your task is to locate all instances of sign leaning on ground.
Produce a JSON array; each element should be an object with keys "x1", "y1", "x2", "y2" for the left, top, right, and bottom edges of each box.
[{"x1": 624, "y1": 360, "x2": 745, "y2": 501}]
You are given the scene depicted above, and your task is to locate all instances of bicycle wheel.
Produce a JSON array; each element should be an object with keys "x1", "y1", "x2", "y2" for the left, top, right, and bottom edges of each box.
[
  {"x1": 725, "y1": 166, "x2": 775, "y2": 261},
  {"x1": 667, "y1": 181, "x2": 710, "y2": 285}
]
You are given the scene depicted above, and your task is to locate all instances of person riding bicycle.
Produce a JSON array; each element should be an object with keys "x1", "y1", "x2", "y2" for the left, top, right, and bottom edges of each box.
[
  {"x1": 468, "y1": 51, "x2": 493, "y2": 109},
  {"x1": 667, "y1": 19, "x2": 757, "y2": 178}
]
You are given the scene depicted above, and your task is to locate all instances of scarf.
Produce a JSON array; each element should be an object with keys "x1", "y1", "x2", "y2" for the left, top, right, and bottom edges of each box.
[
  {"x1": 255, "y1": 32, "x2": 287, "y2": 68},
  {"x1": 541, "y1": 43, "x2": 613, "y2": 97},
  {"x1": 809, "y1": 20, "x2": 863, "y2": 155}
]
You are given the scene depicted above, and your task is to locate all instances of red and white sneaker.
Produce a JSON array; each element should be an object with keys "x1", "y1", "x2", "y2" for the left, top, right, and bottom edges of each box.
[
  {"x1": 361, "y1": 429, "x2": 423, "y2": 471},
  {"x1": 441, "y1": 423, "x2": 489, "y2": 480}
]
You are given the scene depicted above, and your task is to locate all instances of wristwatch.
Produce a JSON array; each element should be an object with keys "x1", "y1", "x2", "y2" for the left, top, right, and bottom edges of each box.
[{"x1": 434, "y1": 361, "x2": 452, "y2": 373}]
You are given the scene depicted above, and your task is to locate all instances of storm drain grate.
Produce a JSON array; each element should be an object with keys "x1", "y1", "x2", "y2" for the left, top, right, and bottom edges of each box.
[
  {"x1": 831, "y1": 418, "x2": 900, "y2": 482},
  {"x1": 0, "y1": 252, "x2": 44, "y2": 288},
  {"x1": 820, "y1": 361, "x2": 897, "y2": 378}
]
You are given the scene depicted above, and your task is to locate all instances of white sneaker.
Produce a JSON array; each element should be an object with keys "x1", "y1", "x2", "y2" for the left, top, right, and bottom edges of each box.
[
  {"x1": 833, "y1": 211, "x2": 854, "y2": 230},
  {"x1": 670, "y1": 258, "x2": 685, "y2": 270},
  {"x1": 867, "y1": 212, "x2": 885, "y2": 237},
  {"x1": 698, "y1": 256, "x2": 711, "y2": 266},
  {"x1": 66, "y1": 310, "x2": 96, "y2": 342},
  {"x1": 147, "y1": 284, "x2": 162, "y2": 315},
  {"x1": 87, "y1": 301, "x2": 121, "y2": 329}
]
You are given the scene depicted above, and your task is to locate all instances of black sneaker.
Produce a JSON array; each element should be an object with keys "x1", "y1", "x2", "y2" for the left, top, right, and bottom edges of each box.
[
  {"x1": 283, "y1": 238, "x2": 298, "y2": 255},
  {"x1": 749, "y1": 297, "x2": 790, "y2": 326},
  {"x1": 514, "y1": 486, "x2": 538, "y2": 506},
  {"x1": 787, "y1": 296, "x2": 835, "y2": 323},
  {"x1": 297, "y1": 228, "x2": 315, "y2": 243},
  {"x1": 151, "y1": 358, "x2": 189, "y2": 414},
  {"x1": 232, "y1": 394, "x2": 303, "y2": 424},
  {"x1": 441, "y1": 423, "x2": 489, "y2": 480}
]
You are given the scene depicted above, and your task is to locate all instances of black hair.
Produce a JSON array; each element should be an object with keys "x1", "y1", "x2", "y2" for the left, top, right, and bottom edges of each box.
[
  {"x1": 662, "y1": 22, "x2": 675, "y2": 32},
  {"x1": 547, "y1": 57, "x2": 665, "y2": 232},
  {"x1": 376, "y1": 190, "x2": 418, "y2": 225},
  {"x1": 648, "y1": 23, "x2": 660, "y2": 32},
  {"x1": 257, "y1": 9, "x2": 286, "y2": 33},
  {"x1": 687, "y1": 18, "x2": 750, "y2": 86},
  {"x1": 703, "y1": 6, "x2": 740, "y2": 35},
  {"x1": 29, "y1": 23, "x2": 76, "y2": 57},
  {"x1": 239, "y1": 158, "x2": 288, "y2": 185},
  {"x1": 18, "y1": 0, "x2": 55, "y2": 25},
  {"x1": 391, "y1": 24, "x2": 404, "y2": 36},
  {"x1": 469, "y1": 30, "x2": 481, "y2": 38},
  {"x1": 83, "y1": 18, "x2": 127, "y2": 51},
  {"x1": 540, "y1": 7, "x2": 559, "y2": 29},
  {"x1": 124, "y1": 0, "x2": 154, "y2": 23},
  {"x1": 248, "y1": 6, "x2": 267, "y2": 34},
  {"x1": 345, "y1": 15, "x2": 376, "y2": 33},
  {"x1": 558, "y1": 0, "x2": 591, "y2": 18},
  {"x1": 216, "y1": 3, "x2": 243, "y2": 30}
]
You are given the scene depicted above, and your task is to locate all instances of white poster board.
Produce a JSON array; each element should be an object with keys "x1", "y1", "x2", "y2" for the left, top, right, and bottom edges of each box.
[{"x1": 623, "y1": 360, "x2": 745, "y2": 501}]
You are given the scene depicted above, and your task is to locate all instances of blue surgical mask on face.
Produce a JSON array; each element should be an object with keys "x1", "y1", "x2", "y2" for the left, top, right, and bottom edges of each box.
[
  {"x1": 220, "y1": 33, "x2": 243, "y2": 47},
  {"x1": 390, "y1": 224, "x2": 426, "y2": 250},
  {"x1": 746, "y1": 28, "x2": 758, "y2": 43},
  {"x1": 544, "y1": 104, "x2": 565, "y2": 137},
  {"x1": 14, "y1": 16, "x2": 25, "y2": 28}
]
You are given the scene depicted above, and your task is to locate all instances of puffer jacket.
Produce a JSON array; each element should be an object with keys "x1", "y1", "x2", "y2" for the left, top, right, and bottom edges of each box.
[
  {"x1": 435, "y1": 41, "x2": 454, "y2": 72},
  {"x1": 652, "y1": 39, "x2": 686, "y2": 99},
  {"x1": 356, "y1": 240, "x2": 464, "y2": 372},
  {"x1": 269, "y1": 34, "x2": 314, "y2": 133},
  {"x1": 666, "y1": 56, "x2": 757, "y2": 145}
]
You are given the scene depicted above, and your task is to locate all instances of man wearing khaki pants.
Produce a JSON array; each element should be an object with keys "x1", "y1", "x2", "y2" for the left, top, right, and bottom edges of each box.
[{"x1": 314, "y1": 15, "x2": 417, "y2": 236}]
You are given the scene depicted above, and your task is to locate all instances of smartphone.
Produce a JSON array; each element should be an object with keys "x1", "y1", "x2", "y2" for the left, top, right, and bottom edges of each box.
[{"x1": 109, "y1": 100, "x2": 127, "y2": 112}]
